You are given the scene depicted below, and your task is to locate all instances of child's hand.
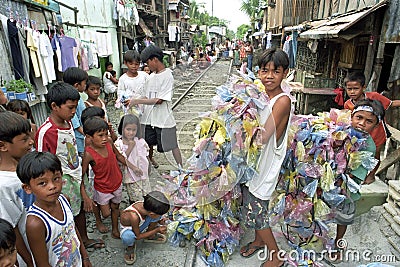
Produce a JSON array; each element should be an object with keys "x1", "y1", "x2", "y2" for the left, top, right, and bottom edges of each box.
[
  {"x1": 83, "y1": 197, "x2": 96, "y2": 213},
  {"x1": 158, "y1": 225, "x2": 167, "y2": 234},
  {"x1": 133, "y1": 167, "x2": 143, "y2": 177}
]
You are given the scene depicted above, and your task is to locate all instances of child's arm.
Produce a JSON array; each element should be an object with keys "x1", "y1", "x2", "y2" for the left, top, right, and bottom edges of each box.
[
  {"x1": 81, "y1": 152, "x2": 96, "y2": 212},
  {"x1": 391, "y1": 99, "x2": 400, "y2": 108},
  {"x1": 26, "y1": 216, "x2": 52, "y2": 267},
  {"x1": 121, "y1": 210, "x2": 166, "y2": 240},
  {"x1": 129, "y1": 97, "x2": 163, "y2": 107},
  {"x1": 111, "y1": 141, "x2": 143, "y2": 177},
  {"x1": 15, "y1": 227, "x2": 34, "y2": 267}
]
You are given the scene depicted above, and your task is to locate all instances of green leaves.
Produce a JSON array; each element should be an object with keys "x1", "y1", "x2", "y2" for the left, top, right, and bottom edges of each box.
[{"x1": 5, "y1": 79, "x2": 33, "y2": 93}]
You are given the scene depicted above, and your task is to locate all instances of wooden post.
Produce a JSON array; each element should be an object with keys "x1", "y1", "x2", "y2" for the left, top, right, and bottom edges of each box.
[{"x1": 364, "y1": 13, "x2": 377, "y2": 86}]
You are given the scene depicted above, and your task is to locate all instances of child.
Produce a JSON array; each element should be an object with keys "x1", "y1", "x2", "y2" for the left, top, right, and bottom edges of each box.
[
  {"x1": 116, "y1": 50, "x2": 148, "y2": 114},
  {"x1": 115, "y1": 114, "x2": 151, "y2": 204},
  {"x1": 84, "y1": 76, "x2": 108, "y2": 118},
  {"x1": 81, "y1": 106, "x2": 117, "y2": 142},
  {"x1": 343, "y1": 71, "x2": 400, "y2": 183},
  {"x1": 240, "y1": 48, "x2": 293, "y2": 267},
  {"x1": 142, "y1": 64, "x2": 151, "y2": 75},
  {"x1": 130, "y1": 44, "x2": 183, "y2": 169},
  {"x1": 0, "y1": 111, "x2": 35, "y2": 266},
  {"x1": 63, "y1": 67, "x2": 88, "y2": 158},
  {"x1": 120, "y1": 191, "x2": 169, "y2": 265},
  {"x1": 81, "y1": 116, "x2": 135, "y2": 238},
  {"x1": 6, "y1": 100, "x2": 37, "y2": 143},
  {"x1": 35, "y1": 82, "x2": 104, "y2": 250},
  {"x1": 17, "y1": 151, "x2": 91, "y2": 266},
  {"x1": 0, "y1": 218, "x2": 17, "y2": 266},
  {"x1": 330, "y1": 99, "x2": 384, "y2": 262},
  {"x1": 103, "y1": 62, "x2": 118, "y2": 105}
]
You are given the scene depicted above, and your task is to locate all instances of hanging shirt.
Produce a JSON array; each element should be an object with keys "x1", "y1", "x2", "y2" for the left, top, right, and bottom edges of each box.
[
  {"x1": 26, "y1": 28, "x2": 41, "y2": 78},
  {"x1": 32, "y1": 30, "x2": 49, "y2": 86},
  {"x1": 51, "y1": 34, "x2": 63, "y2": 72},
  {"x1": 7, "y1": 19, "x2": 24, "y2": 80},
  {"x1": 52, "y1": 35, "x2": 77, "y2": 72}
]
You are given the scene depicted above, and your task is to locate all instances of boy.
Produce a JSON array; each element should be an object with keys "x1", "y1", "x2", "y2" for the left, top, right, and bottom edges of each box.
[
  {"x1": 17, "y1": 151, "x2": 91, "y2": 266},
  {"x1": 343, "y1": 71, "x2": 400, "y2": 183},
  {"x1": 103, "y1": 62, "x2": 118, "y2": 105},
  {"x1": 120, "y1": 191, "x2": 169, "y2": 265},
  {"x1": 81, "y1": 117, "x2": 130, "y2": 239},
  {"x1": 0, "y1": 218, "x2": 17, "y2": 266},
  {"x1": 130, "y1": 45, "x2": 183, "y2": 168},
  {"x1": 35, "y1": 82, "x2": 104, "y2": 250},
  {"x1": 0, "y1": 111, "x2": 34, "y2": 267},
  {"x1": 240, "y1": 48, "x2": 293, "y2": 267},
  {"x1": 117, "y1": 50, "x2": 148, "y2": 115}
]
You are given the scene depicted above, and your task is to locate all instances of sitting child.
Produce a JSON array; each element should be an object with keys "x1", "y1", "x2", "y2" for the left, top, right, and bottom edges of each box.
[{"x1": 120, "y1": 191, "x2": 170, "y2": 265}]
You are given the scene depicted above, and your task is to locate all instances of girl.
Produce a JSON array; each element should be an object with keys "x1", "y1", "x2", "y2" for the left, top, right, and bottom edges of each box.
[
  {"x1": 115, "y1": 114, "x2": 151, "y2": 204},
  {"x1": 6, "y1": 100, "x2": 37, "y2": 142},
  {"x1": 0, "y1": 218, "x2": 17, "y2": 267},
  {"x1": 84, "y1": 76, "x2": 108, "y2": 117},
  {"x1": 103, "y1": 62, "x2": 118, "y2": 105},
  {"x1": 142, "y1": 64, "x2": 151, "y2": 75}
]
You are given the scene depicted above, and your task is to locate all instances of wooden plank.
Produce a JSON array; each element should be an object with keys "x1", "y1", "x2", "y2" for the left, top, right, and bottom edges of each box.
[
  {"x1": 388, "y1": 125, "x2": 400, "y2": 143},
  {"x1": 376, "y1": 147, "x2": 400, "y2": 175}
]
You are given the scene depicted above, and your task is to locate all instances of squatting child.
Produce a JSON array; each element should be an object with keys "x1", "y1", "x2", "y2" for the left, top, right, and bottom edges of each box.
[
  {"x1": 240, "y1": 48, "x2": 293, "y2": 267},
  {"x1": 330, "y1": 99, "x2": 385, "y2": 262},
  {"x1": 0, "y1": 111, "x2": 35, "y2": 266},
  {"x1": 17, "y1": 151, "x2": 91, "y2": 266},
  {"x1": 115, "y1": 114, "x2": 151, "y2": 204},
  {"x1": 120, "y1": 191, "x2": 170, "y2": 265},
  {"x1": 344, "y1": 71, "x2": 400, "y2": 183},
  {"x1": 35, "y1": 82, "x2": 104, "y2": 250},
  {"x1": 81, "y1": 116, "x2": 136, "y2": 238},
  {"x1": 0, "y1": 218, "x2": 17, "y2": 267}
]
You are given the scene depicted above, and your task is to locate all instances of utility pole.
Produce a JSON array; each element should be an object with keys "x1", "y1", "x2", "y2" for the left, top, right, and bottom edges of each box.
[{"x1": 212, "y1": 0, "x2": 213, "y2": 17}]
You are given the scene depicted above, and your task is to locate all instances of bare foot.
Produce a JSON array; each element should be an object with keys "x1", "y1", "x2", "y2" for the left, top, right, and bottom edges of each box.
[
  {"x1": 96, "y1": 221, "x2": 109, "y2": 233},
  {"x1": 240, "y1": 241, "x2": 264, "y2": 257},
  {"x1": 261, "y1": 259, "x2": 285, "y2": 267},
  {"x1": 111, "y1": 230, "x2": 120, "y2": 239}
]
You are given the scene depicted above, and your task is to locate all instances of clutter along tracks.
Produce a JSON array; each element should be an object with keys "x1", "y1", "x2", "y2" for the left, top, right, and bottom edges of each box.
[{"x1": 154, "y1": 59, "x2": 233, "y2": 171}]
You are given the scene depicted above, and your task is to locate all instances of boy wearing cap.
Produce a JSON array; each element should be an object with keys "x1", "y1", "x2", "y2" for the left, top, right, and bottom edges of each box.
[{"x1": 129, "y1": 45, "x2": 183, "y2": 168}]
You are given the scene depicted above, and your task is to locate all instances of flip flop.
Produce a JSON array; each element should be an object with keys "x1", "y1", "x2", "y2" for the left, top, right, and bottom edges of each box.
[
  {"x1": 84, "y1": 238, "x2": 105, "y2": 249},
  {"x1": 240, "y1": 242, "x2": 264, "y2": 258},
  {"x1": 150, "y1": 159, "x2": 159, "y2": 168},
  {"x1": 143, "y1": 233, "x2": 167, "y2": 244},
  {"x1": 124, "y1": 244, "x2": 136, "y2": 265}
]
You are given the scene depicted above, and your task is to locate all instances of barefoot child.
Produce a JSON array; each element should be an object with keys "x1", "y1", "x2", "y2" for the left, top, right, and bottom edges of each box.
[
  {"x1": 120, "y1": 191, "x2": 170, "y2": 265},
  {"x1": 240, "y1": 48, "x2": 293, "y2": 267},
  {"x1": 343, "y1": 71, "x2": 400, "y2": 183},
  {"x1": 115, "y1": 114, "x2": 151, "y2": 204},
  {"x1": 81, "y1": 116, "x2": 136, "y2": 238},
  {"x1": 17, "y1": 151, "x2": 91, "y2": 266},
  {"x1": 0, "y1": 218, "x2": 17, "y2": 266}
]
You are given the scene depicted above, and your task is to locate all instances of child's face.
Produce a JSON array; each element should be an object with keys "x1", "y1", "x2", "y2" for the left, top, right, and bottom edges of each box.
[
  {"x1": 123, "y1": 123, "x2": 138, "y2": 140},
  {"x1": 52, "y1": 100, "x2": 78, "y2": 122},
  {"x1": 2, "y1": 133, "x2": 34, "y2": 161},
  {"x1": 106, "y1": 65, "x2": 113, "y2": 72},
  {"x1": 75, "y1": 80, "x2": 87, "y2": 93},
  {"x1": 258, "y1": 62, "x2": 288, "y2": 93},
  {"x1": 0, "y1": 246, "x2": 17, "y2": 267},
  {"x1": 351, "y1": 110, "x2": 378, "y2": 133},
  {"x1": 24, "y1": 170, "x2": 63, "y2": 203},
  {"x1": 89, "y1": 129, "x2": 109, "y2": 148},
  {"x1": 15, "y1": 110, "x2": 28, "y2": 119},
  {"x1": 143, "y1": 66, "x2": 151, "y2": 74},
  {"x1": 125, "y1": 61, "x2": 140, "y2": 75},
  {"x1": 86, "y1": 84, "x2": 101, "y2": 101},
  {"x1": 345, "y1": 81, "x2": 365, "y2": 102}
]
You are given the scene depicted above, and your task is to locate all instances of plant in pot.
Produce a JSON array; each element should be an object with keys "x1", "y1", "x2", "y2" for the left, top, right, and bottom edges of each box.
[{"x1": 5, "y1": 79, "x2": 33, "y2": 102}]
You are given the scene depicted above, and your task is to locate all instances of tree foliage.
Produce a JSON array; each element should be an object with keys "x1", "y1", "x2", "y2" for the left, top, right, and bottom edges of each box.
[
  {"x1": 236, "y1": 24, "x2": 251, "y2": 40},
  {"x1": 240, "y1": 0, "x2": 265, "y2": 31},
  {"x1": 189, "y1": 0, "x2": 228, "y2": 28}
]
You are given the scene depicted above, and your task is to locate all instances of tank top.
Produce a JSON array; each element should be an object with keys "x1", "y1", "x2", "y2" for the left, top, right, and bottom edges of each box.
[
  {"x1": 84, "y1": 99, "x2": 108, "y2": 121},
  {"x1": 85, "y1": 142, "x2": 122, "y2": 193},
  {"x1": 119, "y1": 202, "x2": 161, "y2": 236},
  {"x1": 248, "y1": 92, "x2": 293, "y2": 200},
  {"x1": 27, "y1": 195, "x2": 82, "y2": 267}
]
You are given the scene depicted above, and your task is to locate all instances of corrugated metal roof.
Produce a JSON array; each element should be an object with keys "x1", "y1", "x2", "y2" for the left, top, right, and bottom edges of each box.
[
  {"x1": 300, "y1": 1, "x2": 387, "y2": 40},
  {"x1": 384, "y1": 0, "x2": 400, "y2": 43}
]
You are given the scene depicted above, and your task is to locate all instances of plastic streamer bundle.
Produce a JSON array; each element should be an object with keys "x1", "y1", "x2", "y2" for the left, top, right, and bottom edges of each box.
[
  {"x1": 157, "y1": 75, "x2": 270, "y2": 266},
  {"x1": 268, "y1": 109, "x2": 378, "y2": 264}
]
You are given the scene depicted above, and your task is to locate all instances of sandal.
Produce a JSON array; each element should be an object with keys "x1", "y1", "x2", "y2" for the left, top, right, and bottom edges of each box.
[
  {"x1": 150, "y1": 158, "x2": 159, "y2": 168},
  {"x1": 143, "y1": 233, "x2": 167, "y2": 244},
  {"x1": 84, "y1": 238, "x2": 105, "y2": 249},
  {"x1": 124, "y1": 245, "x2": 136, "y2": 265},
  {"x1": 240, "y1": 242, "x2": 264, "y2": 258}
]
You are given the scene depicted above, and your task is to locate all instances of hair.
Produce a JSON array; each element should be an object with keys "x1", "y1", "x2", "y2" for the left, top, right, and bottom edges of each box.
[
  {"x1": 63, "y1": 67, "x2": 88, "y2": 85},
  {"x1": 141, "y1": 64, "x2": 149, "y2": 71},
  {"x1": 118, "y1": 114, "x2": 141, "y2": 138},
  {"x1": 123, "y1": 50, "x2": 141, "y2": 63},
  {"x1": 344, "y1": 71, "x2": 366, "y2": 87},
  {"x1": 6, "y1": 99, "x2": 35, "y2": 124},
  {"x1": 257, "y1": 48, "x2": 289, "y2": 70},
  {"x1": 81, "y1": 106, "x2": 105, "y2": 125},
  {"x1": 17, "y1": 151, "x2": 62, "y2": 185},
  {"x1": 140, "y1": 45, "x2": 164, "y2": 62},
  {"x1": 352, "y1": 99, "x2": 385, "y2": 124},
  {"x1": 105, "y1": 61, "x2": 113, "y2": 69},
  {"x1": 110, "y1": 70, "x2": 117, "y2": 77},
  {"x1": 0, "y1": 218, "x2": 16, "y2": 251},
  {"x1": 0, "y1": 111, "x2": 31, "y2": 143},
  {"x1": 143, "y1": 191, "x2": 170, "y2": 215},
  {"x1": 83, "y1": 116, "x2": 109, "y2": 136},
  {"x1": 46, "y1": 82, "x2": 80, "y2": 108},
  {"x1": 86, "y1": 75, "x2": 102, "y2": 89}
]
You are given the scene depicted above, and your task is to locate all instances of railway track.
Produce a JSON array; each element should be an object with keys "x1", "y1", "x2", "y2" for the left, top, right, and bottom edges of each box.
[{"x1": 153, "y1": 59, "x2": 233, "y2": 172}]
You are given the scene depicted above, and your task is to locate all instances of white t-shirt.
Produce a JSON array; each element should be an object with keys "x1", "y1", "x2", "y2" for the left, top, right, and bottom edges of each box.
[
  {"x1": 247, "y1": 93, "x2": 293, "y2": 200},
  {"x1": 140, "y1": 68, "x2": 176, "y2": 128},
  {"x1": 103, "y1": 71, "x2": 117, "y2": 93},
  {"x1": 117, "y1": 71, "x2": 148, "y2": 100}
]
